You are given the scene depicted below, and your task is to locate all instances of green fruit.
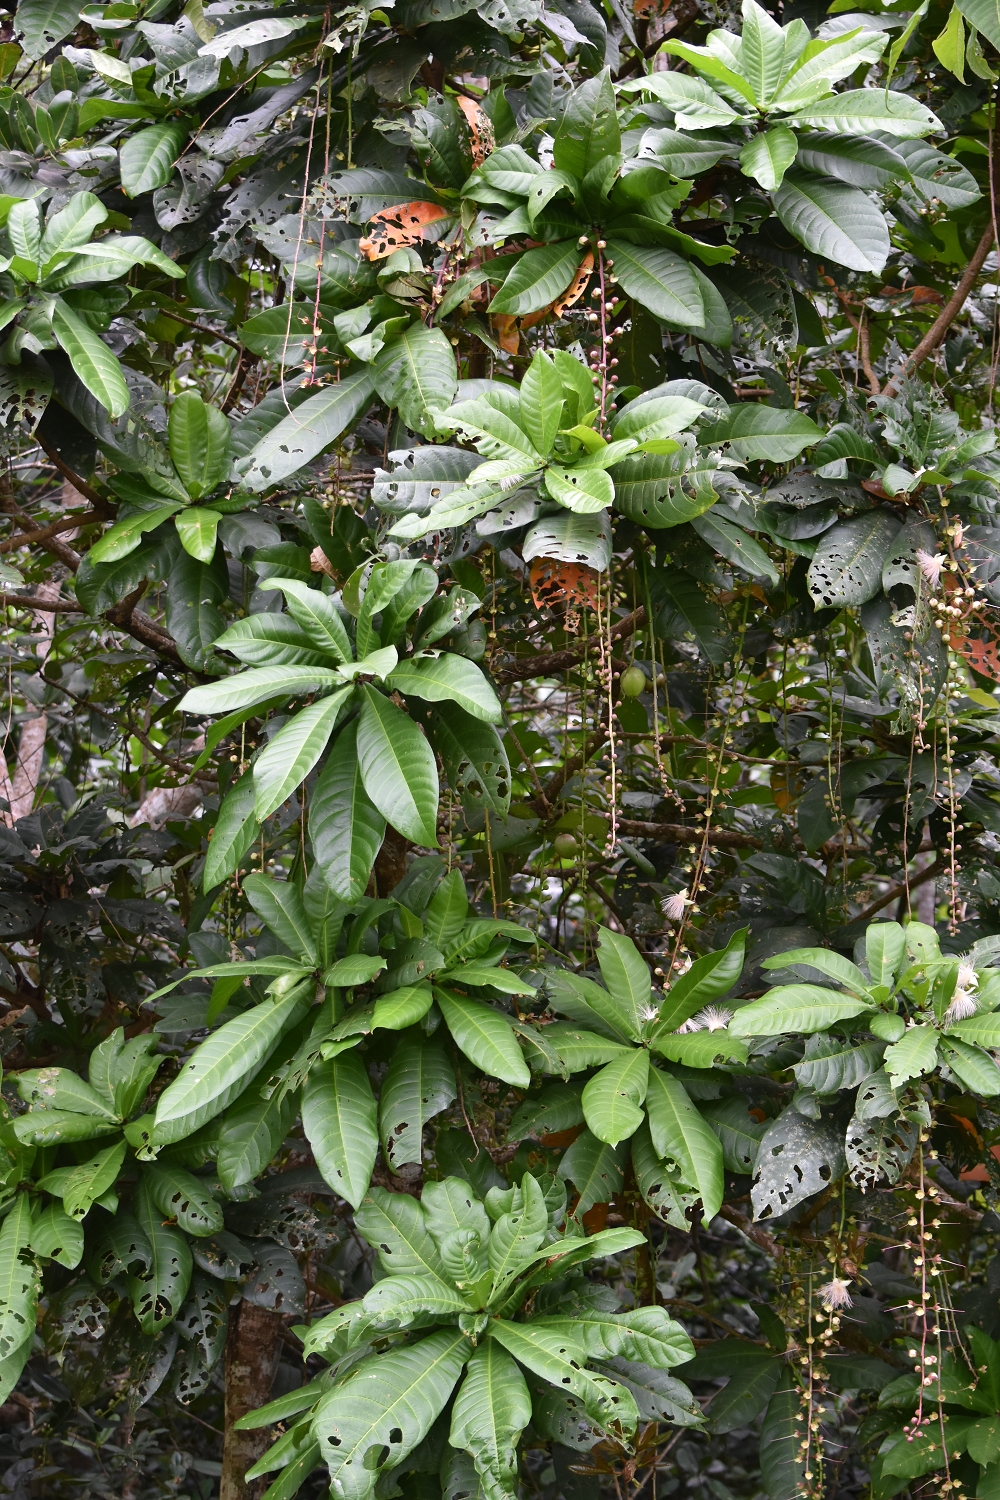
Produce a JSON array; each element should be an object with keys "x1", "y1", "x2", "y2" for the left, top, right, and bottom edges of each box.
[
  {"x1": 621, "y1": 665, "x2": 647, "y2": 698},
  {"x1": 553, "y1": 833, "x2": 578, "y2": 858}
]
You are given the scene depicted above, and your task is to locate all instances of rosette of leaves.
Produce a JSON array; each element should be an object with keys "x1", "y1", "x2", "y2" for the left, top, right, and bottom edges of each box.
[
  {"x1": 719, "y1": 921, "x2": 1000, "y2": 1212},
  {"x1": 87, "y1": 389, "x2": 240, "y2": 566},
  {"x1": 0, "y1": 191, "x2": 183, "y2": 418},
  {"x1": 178, "y1": 561, "x2": 506, "y2": 889},
  {"x1": 388, "y1": 350, "x2": 717, "y2": 541},
  {"x1": 512, "y1": 926, "x2": 748, "y2": 1229},
  {"x1": 238, "y1": 1171, "x2": 697, "y2": 1500},
  {"x1": 147, "y1": 864, "x2": 540, "y2": 1209},
  {"x1": 620, "y1": 0, "x2": 963, "y2": 277}
]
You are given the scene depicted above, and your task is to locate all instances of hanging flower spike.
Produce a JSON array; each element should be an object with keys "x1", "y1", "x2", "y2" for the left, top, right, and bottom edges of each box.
[
  {"x1": 661, "y1": 891, "x2": 692, "y2": 922},
  {"x1": 916, "y1": 550, "x2": 946, "y2": 587},
  {"x1": 819, "y1": 1278, "x2": 853, "y2": 1312}
]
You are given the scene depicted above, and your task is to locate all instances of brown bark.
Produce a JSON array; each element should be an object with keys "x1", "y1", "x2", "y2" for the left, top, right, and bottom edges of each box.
[
  {"x1": 883, "y1": 220, "x2": 997, "y2": 396},
  {"x1": 374, "y1": 825, "x2": 411, "y2": 896},
  {"x1": 0, "y1": 582, "x2": 61, "y2": 825},
  {"x1": 221, "y1": 1301, "x2": 283, "y2": 1500}
]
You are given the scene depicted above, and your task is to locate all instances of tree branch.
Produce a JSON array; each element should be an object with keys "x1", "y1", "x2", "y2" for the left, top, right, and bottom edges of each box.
[
  {"x1": 883, "y1": 221, "x2": 996, "y2": 397},
  {"x1": 496, "y1": 606, "x2": 646, "y2": 683},
  {"x1": 0, "y1": 592, "x2": 82, "y2": 612},
  {"x1": 33, "y1": 435, "x2": 108, "y2": 510},
  {"x1": 0, "y1": 511, "x2": 102, "y2": 555},
  {"x1": 849, "y1": 855, "x2": 945, "y2": 925},
  {"x1": 593, "y1": 814, "x2": 764, "y2": 850}
]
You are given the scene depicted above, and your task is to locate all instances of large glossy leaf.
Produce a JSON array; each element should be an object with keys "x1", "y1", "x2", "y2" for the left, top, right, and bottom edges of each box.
[
  {"x1": 182, "y1": 665, "x2": 344, "y2": 716},
  {"x1": 379, "y1": 1033, "x2": 456, "y2": 1170},
  {"x1": 427, "y1": 703, "x2": 511, "y2": 820},
  {"x1": 312, "y1": 1330, "x2": 468, "y2": 1498},
  {"x1": 16, "y1": 0, "x2": 82, "y2": 57},
  {"x1": 653, "y1": 928, "x2": 746, "y2": 1033},
  {"x1": 354, "y1": 1188, "x2": 445, "y2": 1277},
  {"x1": 435, "y1": 988, "x2": 531, "y2": 1087},
  {"x1": 145, "y1": 1164, "x2": 224, "y2": 1238},
  {"x1": 557, "y1": 1129, "x2": 627, "y2": 1214},
  {"x1": 0, "y1": 1195, "x2": 38, "y2": 1366},
  {"x1": 605, "y1": 241, "x2": 705, "y2": 326},
  {"x1": 217, "y1": 1083, "x2": 296, "y2": 1192},
  {"x1": 883, "y1": 1026, "x2": 939, "y2": 1088},
  {"x1": 239, "y1": 368, "x2": 377, "y2": 491},
  {"x1": 786, "y1": 90, "x2": 941, "y2": 137},
  {"x1": 489, "y1": 1321, "x2": 638, "y2": 1440},
  {"x1": 120, "y1": 121, "x2": 187, "y2": 197},
  {"x1": 595, "y1": 927, "x2": 651, "y2": 1039},
  {"x1": 374, "y1": 323, "x2": 458, "y2": 439},
  {"x1": 168, "y1": 390, "x2": 232, "y2": 500},
  {"x1": 644, "y1": 1068, "x2": 724, "y2": 1222},
  {"x1": 153, "y1": 983, "x2": 310, "y2": 1143},
  {"x1": 581, "y1": 1051, "x2": 650, "y2": 1145},
  {"x1": 773, "y1": 171, "x2": 890, "y2": 274},
  {"x1": 253, "y1": 688, "x2": 353, "y2": 820},
  {"x1": 214, "y1": 613, "x2": 332, "y2": 669},
  {"x1": 45, "y1": 1139, "x2": 127, "y2": 1220},
  {"x1": 450, "y1": 1341, "x2": 531, "y2": 1498},
  {"x1": 387, "y1": 651, "x2": 502, "y2": 723},
  {"x1": 30, "y1": 1204, "x2": 84, "y2": 1269},
  {"x1": 357, "y1": 685, "x2": 439, "y2": 847},
  {"x1": 794, "y1": 132, "x2": 908, "y2": 189},
  {"x1": 489, "y1": 242, "x2": 583, "y2": 316},
  {"x1": 242, "y1": 874, "x2": 316, "y2": 963},
  {"x1": 701, "y1": 1096, "x2": 769, "y2": 1174},
  {"x1": 51, "y1": 299, "x2": 129, "y2": 418},
  {"x1": 729, "y1": 984, "x2": 872, "y2": 1036},
  {"x1": 750, "y1": 1110, "x2": 846, "y2": 1221},
  {"x1": 204, "y1": 770, "x2": 259, "y2": 891},
  {"x1": 302, "y1": 1050, "x2": 379, "y2": 1209},
  {"x1": 807, "y1": 511, "x2": 901, "y2": 609},
  {"x1": 130, "y1": 1179, "x2": 193, "y2": 1335},
  {"x1": 740, "y1": 124, "x2": 797, "y2": 190},
  {"x1": 38, "y1": 192, "x2": 108, "y2": 265},
  {"x1": 309, "y1": 719, "x2": 386, "y2": 901}
]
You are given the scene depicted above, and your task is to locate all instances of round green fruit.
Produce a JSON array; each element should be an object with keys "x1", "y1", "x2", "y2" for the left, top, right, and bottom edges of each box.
[
  {"x1": 553, "y1": 833, "x2": 578, "y2": 858},
  {"x1": 621, "y1": 665, "x2": 648, "y2": 698}
]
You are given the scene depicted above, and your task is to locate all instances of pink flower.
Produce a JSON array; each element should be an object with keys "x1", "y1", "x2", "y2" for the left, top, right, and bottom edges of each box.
[
  {"x1": 661, "y1": 892, "x2": 690, "y2": 922},
  {"x1": 916, "y1": 550, "x2": 945, "y2": 587},
  {"x1": 819, "y1": 1278, "x2": 853, "y2": 1312}
]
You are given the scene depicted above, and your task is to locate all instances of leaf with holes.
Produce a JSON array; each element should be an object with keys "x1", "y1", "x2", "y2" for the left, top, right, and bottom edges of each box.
[
  {"x1": 379, "y1": 1033, "x2": 456, "y2": 1170},
  {"x1": 750, "y1": 1110, "x2": 846, "y2": 1221}
]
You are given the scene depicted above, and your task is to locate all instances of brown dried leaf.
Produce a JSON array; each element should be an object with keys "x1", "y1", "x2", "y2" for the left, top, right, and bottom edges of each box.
[{"x1": 359, "y1": 201, "x2": 450, "y2": 261}]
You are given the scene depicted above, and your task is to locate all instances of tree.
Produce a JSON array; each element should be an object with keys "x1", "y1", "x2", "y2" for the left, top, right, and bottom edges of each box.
[{"x1": 2, "y1": 0, "x2": 1000, "y2": 1495}]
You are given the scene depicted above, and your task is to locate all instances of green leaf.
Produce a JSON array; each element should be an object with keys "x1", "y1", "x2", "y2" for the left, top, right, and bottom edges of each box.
[
  {"x1": 489, "y1": 1321, "x2": 638, "y2": 1441},
  {"x1": 882, "y1": 1027, "x2": 939, "y2": 1089},
  {"x1": 557, "y1": 1129, "x2": 627, "y2": 1214},
  {"x1": 751, "y1": 1110, "x2": 846, "y2": 1219},
  {"x1": 361, "y1": 1271, "x2": 469, "y2": 1330},
  {"x1": 595, "y1": 926, "x2": 652, "y2": 1039},
  {"x1": 17, "y1": 1068, "x2": 118, "y2": 1117},
  {"x1": 387, "y1": 651, "x2": 501, "y2": 724},
  {"x1": 581, "y1": 1051, "x2": 650, "y2": 1146},
  {"x1": 204, "y1": 770, "x2": 259, "y2": 891},
  {"x1": 145, "y1": 1163, "x2": 224, "y2": 1238},
  {"x1": 16, "y1": 0, "x2": 83, "y2": 57},
  {"x1": 10, "y1": 1111, "x2": 120, "y2": 1146},
  {"x1": 87, "y1": 505, "x2": 182, "y2": 566},
  {"x1": 866, "y1": 923, "x2": 906, "y2": 988},
  {"x1": 741, "y1": 0, "x2": 791, "y2": 105},
  {"x1": 509, "y1": 1082, "x2": 585, "y2": 1142},
  {"x1": 374, "y1": 324, "x2": 458, "y2": 439},
  {"x1": 253, "y1": 688, "x2": 353, "y2": 820},
  {"x1": 759, "y1": 1370, "x2": 807, "y2": 1500},
  {"x1": 786, "y1": 89, "x2": 942, "y2": 138},
  {"x1": 488, "y1": 1172, "x2": 548, "y2": 1284},
  {"x1": 424, "y1": 870, "x2": 470, "y2": 949},
  {"x1": 259, "y1": 578, "x2": 354, "y2": 665},
  {"x1": 120, "y1": 122, "x2": 187, "y2": 198},
  {"x1": 30, "y1": 1203, "x2": 83, "y2": 1269},
  {"x1": 771, "y1": 29, "x2": 889, "y2": 109},
  {"x1": 760, "y1": 947, "x2": 870, "y2": 995},
  {"x1": 51, "y1": 298, "x2": 130, "y2": 418},
  {"x1": 153, "y1": 984, "x2": 310, "y2": 1143},
  {"x1": 489, "y1": 242, "x2": 584, "y2": 317},
  {"x1": 690, "y1": 510, "x2": 780, "y2": 585},
  {"x1": 542, "y1": 463, "x2": 613, "y2": 514},
  {"x1": 772, "y1": 170, "x2": 890, "y2": 274},
  {"x1": 243, "y1": 874, "x2": 318, "y2": 964},
  {"x1": 622, "y1": 72, "x2": 741, "y2": 130},
  {"x1": 656, "y1": 569, "x2": 733, "y2": 666},
  {"x1": 379, "y1": 1032, "x2": 456, "y2": 1169},
  {"x1": 38, "y1": 192, "x2": 108, "y2": 266},
  {"x1": 604, "y1": 241, "x2": 705, "y2": 327},
  {"x1": 182, "y1": 665, "x2": 345, "y2": 717},
  {"x1": 163, "y1": 547, "x2": 228, "y2": 673},
  {"x1": 650, "y1": 1031, "x2": 747, "y2": 1068},
  {"x1": 701, "y1": 1095, "x2": 769, "y2": 1174},
  {"x1": 239, "y1": 368, "x2": 377, "y2": 492},
  {"x1": 653, "y1": 928, "x2": 747, "y2": 1033},
  {"x1": 702, "y1": 403, "x2": 822, "y2": 462},
  {"x1": 518, "y1": 351, "x2": 565, "y2": 459},
  {"x1": 551, "y1": 1304, "x2": 694, "y2": 1370},
  {"x1": 214, "y1": 614, "x2": 332, "y2": 670},
  {"x1": 354, "y1": 1187, "x2": 445, "y2": 1277},
  {"x1": 309, "y1": 719, "x2": 386, "y2": 902},
  {"x1": 739, "y1": 124, "x2": 797, "y2": 190},
  {"x1": 0, "y1": 1195, "x2": 38, "y2": 1366},
  {"x1": 312, "y1": 1331, "x2": 468, "y2": 1498},
  {"x1": 217, "y1": 1084, "x2": 296, "y2": 1192},
  {"x1": 302, "y1": 1050, "x2": 379, "y2": 1209},
  {"x1": 729, "y1": 984, "x2": 872, "y2": 1036},
  {"x1": 357, "y1": 685, "x2": 439, "y2": 847},
  {"x1": 644, "y1": 1068, "x2": 724, "y2": 1223},
  {"x1": 958, "y1": 0, "x2": 1000, "y2": 50},
  {"x1": 546, "y1": 968, "x2": 637, "y2": 1044},
  {"x1": 450, "y1": 1341, "x2": 531, "y2": 1499},
  {"x1": 427, "y1": 704, "x2": 511, "y2": 821},
  {"x1": 174, "y1": 506, "x2": 221, "y2": 563},
  {"x1": 543, "y1": 1023, "x2": 632, "y2": 1072},
  {"x1": 553, "y1": 70, "x2": 620, "y2": 177},
  {"x1": 42, "y1": 1139, "x2": 127, "y2": 1220},
  {"x1": 792, "y1": 1035, "x2": 886, "y2": 1093},
  {"x1": 807, "y1": 512, "x2": 901, "y2": 609},
  {"x1": 168, "y1": 390, "x2": 232, "y2": 500},
  {"x1": 435, "y1": 988, "x2": 531, "y2": 1087},
  {"x1": 130, "y1": 1178, "x2": 193, "y2": 1335}
]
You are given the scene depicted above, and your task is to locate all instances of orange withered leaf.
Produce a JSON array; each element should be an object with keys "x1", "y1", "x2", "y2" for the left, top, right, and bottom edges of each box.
[
  {"x1": 553, "y1": 252, "x2": 593, "y2": 316},
  {"x1": 359, "y1": 201, "x2": 450, "y2": 261},
  {"x1": 457, "y1": 96, "x2": 495, "y2": 167}
]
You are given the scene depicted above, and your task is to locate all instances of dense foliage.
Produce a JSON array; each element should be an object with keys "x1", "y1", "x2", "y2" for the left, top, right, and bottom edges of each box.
[{"x1": 6, "y1": 0, "x2": 1000, "y2": 1496}]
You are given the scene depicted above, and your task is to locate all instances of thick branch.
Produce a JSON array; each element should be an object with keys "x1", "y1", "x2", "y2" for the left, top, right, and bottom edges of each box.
[
  {"x1": 595, "y1": 814, "x2": 764, "y2": 850},
  {"x1": 849, "y1": 855, "x2": 945, "y2": 925},
  {"x1": 717, "y1": 1204, "x2": 781, "y2": 1256},
  {"x1": 496, "y1": 606, "x2": 646, "y2": 683},
  {"x1": 0, "y1": 512, "x2": 102, "y2": 555},
  {"x1": 0, "y1": 592, "x2": 82, "y2": 613},
  {"x1": 883, "y1": 221, "x2": 996, "y2": 396}
]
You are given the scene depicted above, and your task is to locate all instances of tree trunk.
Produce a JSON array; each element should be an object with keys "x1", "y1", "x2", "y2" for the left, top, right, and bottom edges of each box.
[
  {"x1": 0, "y1": 580, "x2": 62, "y2": 826},
  {"x1": 374, "y1": 826, "x2": 411, "y2": 897},
  {"x1": 221, "y1": 1301, "x2": 283, "y2": 1500}
]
